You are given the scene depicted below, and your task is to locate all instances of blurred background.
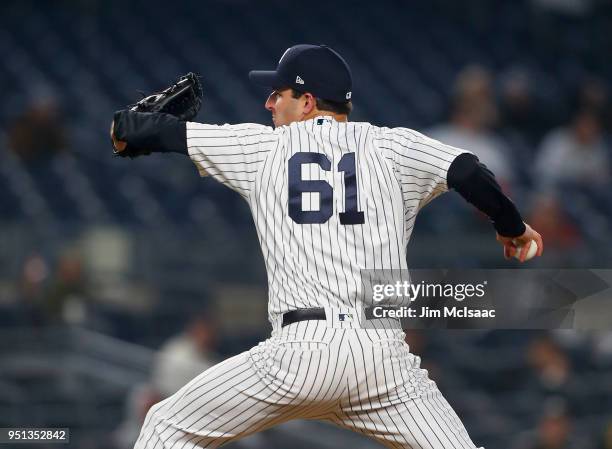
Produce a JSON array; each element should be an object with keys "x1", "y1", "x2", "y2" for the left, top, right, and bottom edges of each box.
[{"x1": 0, "y1": 0, "x2": 611, "y2": 448}]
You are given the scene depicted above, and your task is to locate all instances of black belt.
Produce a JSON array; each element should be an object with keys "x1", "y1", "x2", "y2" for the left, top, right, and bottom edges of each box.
[
  {"x1": 282, "y1": 308, "x2": 326, "y2": 327},
  {"x1": 281, "y1": 306, "x2": 400, "y2": 327}
]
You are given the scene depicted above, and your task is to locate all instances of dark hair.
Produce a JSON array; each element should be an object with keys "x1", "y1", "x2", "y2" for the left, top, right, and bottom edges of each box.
[{"x1": 290, "y1": 89, "x2": 353, "y2": 115}]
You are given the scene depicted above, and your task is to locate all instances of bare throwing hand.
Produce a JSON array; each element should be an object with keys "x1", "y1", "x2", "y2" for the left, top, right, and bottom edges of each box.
[{"x1": 496, "y1": 223, "x2": 544, "y2": 262}]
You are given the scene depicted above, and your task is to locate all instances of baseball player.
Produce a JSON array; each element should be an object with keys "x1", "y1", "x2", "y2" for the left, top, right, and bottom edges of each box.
[{"x1": 111, "y1": 44, "x2": 543, "y2": 449}]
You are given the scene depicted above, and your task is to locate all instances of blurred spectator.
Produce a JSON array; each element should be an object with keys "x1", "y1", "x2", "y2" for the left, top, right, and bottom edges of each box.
[
  {"x1": 527, "y1": 193, "x2": 581, "y2": 251},
  {"x1": 534, "y1": 108, "x2": 611, "y2": 189},
  {"x1": 151, "y1": 312, "x2": 220, "y2": 397},
  {"x1": 498, "y1": 68, "x2": 550, "y2": 148},
  {"x1": 16, "y1": 250, "x2": 91, "y2": 326},
  {"x1": 7, "y1": 96, "x2": 67, "y2": 162},
  {"x1": 429, "y1": 65, "x2": 515, "y2": 189},
  {"x1": 525, "y1": 401, "x2": 573, "y2": 449},
  {"x1": 523, "y1": 334, "x2": 595, "y2": 419},
  {"x1": 527, "y1": 335, "x2": 572, "y2": 393},
  {"x1": 600, "y1": 420, "x2": 612, "y2": 449},
  {"x1": 576, "y1": 77, "x2": 609, "y2": 114},
  {"x1": 17, "y1": 252, "x2": 50, "y2": 326},
  {"x1": 45, "y1": 250, "x2": 89, "y2": 325}
]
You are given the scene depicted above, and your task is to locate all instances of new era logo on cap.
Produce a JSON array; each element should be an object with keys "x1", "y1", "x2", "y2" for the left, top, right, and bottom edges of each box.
[
  {"x1": 295, "y1": 76, "x2": 305, "y2": 85},
  {"x1": 346, "y1": 92, "x2": 352, "y2": 99}
]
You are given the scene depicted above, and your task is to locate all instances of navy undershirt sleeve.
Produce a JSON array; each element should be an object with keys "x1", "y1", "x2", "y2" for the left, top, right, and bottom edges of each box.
[
  {"x1": 113, "y1": 110, "x2": 188, "y2": 155},
  {"x1": 447, "y1": 153, "x2": 526, "y2": 237}
]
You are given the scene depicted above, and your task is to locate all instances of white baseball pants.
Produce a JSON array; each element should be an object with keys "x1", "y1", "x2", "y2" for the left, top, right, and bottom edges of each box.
[{"x1": 135, "y1": 319, "x2": 483, "y2": 449}]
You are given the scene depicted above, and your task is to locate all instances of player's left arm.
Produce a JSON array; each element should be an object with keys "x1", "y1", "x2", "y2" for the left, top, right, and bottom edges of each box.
[
  {"x1": 111, "y1": 110, "x2": 187, "y2": 155},
  {"x1": 446, "y1": 152, "x2": 543, "y2": 262},
  {"x1": 111, "y1": 109, "x2": 276, "y2": 199}
]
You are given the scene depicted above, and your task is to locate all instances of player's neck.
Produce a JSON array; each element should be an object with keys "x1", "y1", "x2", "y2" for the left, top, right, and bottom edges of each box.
[{"x1": 303, "y1": 110, "x2": 348, "y2": 122}]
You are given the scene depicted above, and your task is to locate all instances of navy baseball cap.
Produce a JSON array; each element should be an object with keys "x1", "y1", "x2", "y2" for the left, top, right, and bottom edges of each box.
[{"x1": 249, "y1": 44, "x2": 352, "y2": 103}]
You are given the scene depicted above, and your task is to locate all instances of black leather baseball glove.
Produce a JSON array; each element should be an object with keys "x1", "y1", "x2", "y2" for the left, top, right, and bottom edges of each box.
[{"x1": 112, "y1": 72, "x2": 202, "y2": 157}]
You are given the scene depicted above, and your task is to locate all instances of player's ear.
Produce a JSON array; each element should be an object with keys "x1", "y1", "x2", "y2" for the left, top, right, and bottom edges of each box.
[{"x1": 302, "y1": 92, "x2": 316, "y2": 115}]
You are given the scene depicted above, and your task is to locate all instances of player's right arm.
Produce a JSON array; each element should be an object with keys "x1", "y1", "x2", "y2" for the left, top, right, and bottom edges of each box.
[
  {"x1": 110, "y1": 109, "x2": 277, "y2": 199},
  {"x1": 446, "y1": 152, "x2": 543, "y2": 261},
  {"x1": 376, "y1": 127, "x2": 543, "y2": 262}
]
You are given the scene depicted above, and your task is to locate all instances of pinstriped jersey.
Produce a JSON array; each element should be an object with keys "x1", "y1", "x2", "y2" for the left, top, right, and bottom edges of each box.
[{"x1": 186, "y1": 116, "x2": 469, "y2": 323}]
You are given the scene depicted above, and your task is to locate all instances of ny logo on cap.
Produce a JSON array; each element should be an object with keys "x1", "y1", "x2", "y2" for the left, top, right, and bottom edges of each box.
[{"x1": 295, "y1": 76, "x2": 305, "y2": 85}]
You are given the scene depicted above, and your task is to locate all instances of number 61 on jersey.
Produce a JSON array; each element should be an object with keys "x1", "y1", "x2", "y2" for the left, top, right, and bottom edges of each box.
[{"x1": 288, "y1": 152, "x2": 365, "y2": 225}]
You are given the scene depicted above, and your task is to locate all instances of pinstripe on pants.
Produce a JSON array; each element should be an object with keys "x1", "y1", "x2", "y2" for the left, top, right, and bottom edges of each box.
[{"x1": 135, "y1": 319, "x2": 483, "y2": 449}]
